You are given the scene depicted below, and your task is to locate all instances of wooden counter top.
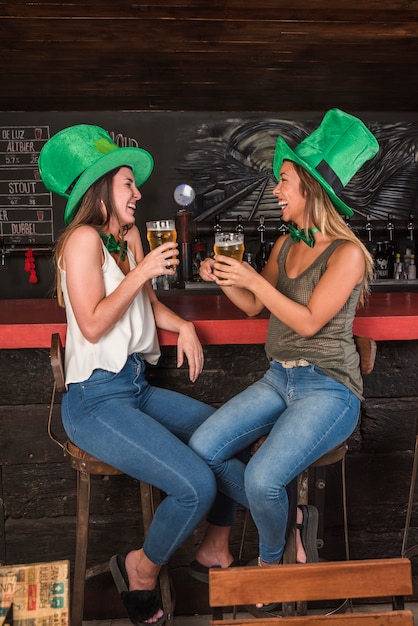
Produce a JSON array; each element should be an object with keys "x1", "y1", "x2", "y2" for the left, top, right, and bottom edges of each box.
[{"x1": 1, "y1": 292, "x2": 418, "y2": 349}]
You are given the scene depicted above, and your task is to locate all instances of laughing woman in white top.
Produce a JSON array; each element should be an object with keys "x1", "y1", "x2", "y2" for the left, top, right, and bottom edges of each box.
[{"x1": 39, "y1": 125, "x2": 220, "y2": 626}]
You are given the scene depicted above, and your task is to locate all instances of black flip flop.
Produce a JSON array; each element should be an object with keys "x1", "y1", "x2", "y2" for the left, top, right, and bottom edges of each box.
[
  {"x1": 110, "y1": 554, "x2": 165, "y2": 626},
  {"x1": 188, "y1": 558, "x2": 240, "y2": 584},
  {"x1": 297, "y1": 504, "x2": 319, "y2": 563}
]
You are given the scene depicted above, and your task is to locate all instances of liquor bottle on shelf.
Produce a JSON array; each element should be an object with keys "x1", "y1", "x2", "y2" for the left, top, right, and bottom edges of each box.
[
  {"x1": 400, "y1": 214, "x2": 415, "y2": 274},
  {"x1": 394, "y1": 253, "x2": 403, "y2": 280},
  {"x1": 244, "y1": 251, "x2": 257, "y2": 269},
  {"x1": 255, "y1": 215, "x2": 268, "y2": 272},
  {"x1": 374, "y1": 241, "x2": 389, "y2": 279},
  {"x1": 192, "y1": 238, "x2": 207, "y2": 281},
  {"x1": 408, "y1": 254, "x2": 416, "y2": 280},
  {"x1": 403, "y1": 246, "x2": 412, "y2": 278}
]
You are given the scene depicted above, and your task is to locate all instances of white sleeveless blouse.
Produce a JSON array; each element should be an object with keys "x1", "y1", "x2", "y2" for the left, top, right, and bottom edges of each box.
[{"x1": 60, "y1": 243, "x2": 160, "y2": 386}]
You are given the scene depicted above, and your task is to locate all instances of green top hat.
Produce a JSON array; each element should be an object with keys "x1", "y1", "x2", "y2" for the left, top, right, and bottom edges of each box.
[
  {"x1": 273, "y1": 108, "x2": 379, "y2": 216},
  {"x1": 38, "y1": 124, "x2": 154, "y2": 225}
]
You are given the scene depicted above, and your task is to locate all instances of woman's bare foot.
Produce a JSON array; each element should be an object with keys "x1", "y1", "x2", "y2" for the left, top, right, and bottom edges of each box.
[
  {"x1": 194, "y1": 523, "x2": 234, "y2": 569},
  {"x1": 125, "y1": 549, "x2": 164, "y2": 624}
]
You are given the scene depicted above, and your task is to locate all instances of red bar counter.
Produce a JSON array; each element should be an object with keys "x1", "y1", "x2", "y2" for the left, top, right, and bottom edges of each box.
[{"x1": 1, "y1": 292, "x2": 418, "y2": 349}]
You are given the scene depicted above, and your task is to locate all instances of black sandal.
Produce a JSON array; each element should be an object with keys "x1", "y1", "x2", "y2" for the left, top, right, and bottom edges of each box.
[
  {"x1": 188, "y1": 558, "x2": 240, "y2": 584},
  {"x1": 297, "y1": 504, "x2": 319, "y2": 563},
  {"x1": 110, "y1": 554, "x2": 165, "y2": 626}
]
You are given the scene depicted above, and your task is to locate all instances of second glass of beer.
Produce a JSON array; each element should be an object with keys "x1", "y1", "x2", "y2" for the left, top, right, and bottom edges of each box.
[
  {"x1": 146, "y1": 219, "x2": 177, "y2": 268},
  {"x1": 213, "y1": 232, "x2": 245, "y2": 262}
]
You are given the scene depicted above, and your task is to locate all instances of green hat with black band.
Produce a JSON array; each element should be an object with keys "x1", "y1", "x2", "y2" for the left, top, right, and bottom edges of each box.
[
  {"x1": 39, "y1": 124, "x2": 154, "y2": 225},
  {"x1": 273, "y1": 108, "x2": 379, "y2": 216}
]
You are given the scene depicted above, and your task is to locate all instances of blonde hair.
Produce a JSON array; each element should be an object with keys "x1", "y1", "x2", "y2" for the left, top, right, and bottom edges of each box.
[
  {"x1": 53, "y1": 167, "x2": 129, "y2": 307},
  {"x1": 293, "y1": 162, "x2": 373, "y2": 305}
]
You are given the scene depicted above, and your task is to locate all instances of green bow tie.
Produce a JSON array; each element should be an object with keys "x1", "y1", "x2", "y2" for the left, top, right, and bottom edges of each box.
[
  {"x1": 99, "y1": 232, "x2": 128, "y2": 261},
  {"x1": 287, "y1": 225, "x2": 319, "y2": 248}
]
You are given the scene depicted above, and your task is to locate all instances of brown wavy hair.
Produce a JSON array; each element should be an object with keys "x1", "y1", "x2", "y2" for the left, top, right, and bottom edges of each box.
[
  {"x1": 53, "y1": 167, "x2": 130, "y2": 306},
  {"x1": 292, "y1": 161, "x2": 373, "y2": 305}
]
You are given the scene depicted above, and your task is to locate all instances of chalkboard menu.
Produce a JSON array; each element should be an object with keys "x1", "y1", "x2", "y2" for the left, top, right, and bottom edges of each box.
[{"x1": 0, "y1": 125, "x2": 54, "y2": 245}]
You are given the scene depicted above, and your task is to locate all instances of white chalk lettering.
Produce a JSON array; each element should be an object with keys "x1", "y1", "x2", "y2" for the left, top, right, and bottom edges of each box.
[
  {"x1": 8, "y1": 181, "x2": 37, "y2": 194},
  {"x1": 11, "y1": 223, "x2": 36, "y2": 235},
  {"x1": 2, "y1": 129, "x2": 24, "y2": 139},
  {"x1": 6, "y1": 140, "x2": 35, "y2": 152}
]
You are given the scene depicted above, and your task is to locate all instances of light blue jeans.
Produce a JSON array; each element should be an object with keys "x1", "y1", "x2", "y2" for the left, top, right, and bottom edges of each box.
[
  {"x1": 189, "y1": 360, "x2": 360, "y2": 564},
  {"x1": 62, "y1": 353, "x2": 218, "y2": 565}
]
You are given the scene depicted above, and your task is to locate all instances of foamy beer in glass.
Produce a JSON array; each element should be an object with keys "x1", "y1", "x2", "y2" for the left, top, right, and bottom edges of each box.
[
  {"x1": 214, "y1": 232, "x2": 245, "y2": 262},
  {"x1": 146, "y1": 219, "x2": 177, "y2": 268}
]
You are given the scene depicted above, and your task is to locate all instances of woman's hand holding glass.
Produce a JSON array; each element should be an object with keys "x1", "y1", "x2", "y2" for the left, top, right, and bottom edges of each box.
[
  {"x1": 140, "y1": 240, "x2": 180, "y2": 281},
  {"x1": 212, "y1": 254, "x2": 248, "y2": 285},
  {"x1": 146, "y1": 219, "x2": 178, "y2": 276},
  {"x1": 146, "y1": 219, "x2": 178, "y2": 273},
  {"x1": 199, "y1": 232, "x2": 254, "y2": 286},
  {"x1": 211, "y1": 232, "x2": 246, "y2": 284}
]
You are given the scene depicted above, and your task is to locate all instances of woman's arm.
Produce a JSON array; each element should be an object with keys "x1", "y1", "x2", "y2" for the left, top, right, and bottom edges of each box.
[
  {"x1": 210, "y1": 239, "x2": 365, "y2": 337},
  {"x1": 199, "y1": 236, "x2": 285, "y2": 317},
  {"x1": 63, "y1": 224, "x2": 178, "y2": 343},
  {"x1": 147, "y1": 284, "x2": 204, "y2": 383},
  {"x1": 131, "y1": 229, "x2": 204, "y2": 382}
]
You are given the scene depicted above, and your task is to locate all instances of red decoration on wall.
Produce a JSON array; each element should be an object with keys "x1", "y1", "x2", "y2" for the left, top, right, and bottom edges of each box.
[{"x1": 24, "y1": 249, "x2": 38, "y2": 284}]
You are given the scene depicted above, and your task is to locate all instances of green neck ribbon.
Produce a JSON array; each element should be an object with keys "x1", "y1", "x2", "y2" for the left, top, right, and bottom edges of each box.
[
  {"x1": 287, "y1": 225, "x2": 319, "y2": 248},
  {"x1": 99, "y1": 232, "x2": 128, "y2": 261}
]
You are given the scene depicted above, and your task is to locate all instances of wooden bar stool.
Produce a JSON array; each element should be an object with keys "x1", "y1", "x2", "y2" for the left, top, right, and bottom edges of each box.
[{"x1": 48, "y1": 333, "x2": 173, "y2": 626}]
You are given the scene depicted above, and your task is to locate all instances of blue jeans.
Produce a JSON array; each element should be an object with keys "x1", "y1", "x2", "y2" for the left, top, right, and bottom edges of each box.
[
  {"x1": 189, "y1": 361, "x2": 360, "y2": 564},
  {"x1": 62, "y1": 353, "x2": 218, "y2": 565}
]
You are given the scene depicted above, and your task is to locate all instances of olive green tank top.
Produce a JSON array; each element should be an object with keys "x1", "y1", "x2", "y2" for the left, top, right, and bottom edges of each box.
[{"x1": 265, "y1": 237, "x2": 363, "y2": 400}]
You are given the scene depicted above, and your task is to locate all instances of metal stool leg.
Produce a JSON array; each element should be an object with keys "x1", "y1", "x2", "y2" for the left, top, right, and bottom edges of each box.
[
  {"x1": 341, "y1": 454, "x2": 350, "y2": 562},
  {"x1": 402, "y1": 435, "x2": 418, "y2": 558},
  {"x1": 72, "y1": 470, "x2": 91, "y2": 626}
]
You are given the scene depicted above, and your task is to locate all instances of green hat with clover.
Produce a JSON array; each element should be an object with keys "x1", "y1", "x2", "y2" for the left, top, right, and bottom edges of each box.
[
  {"x1": 273, "y1": 108, "x2": 379, "y2": 216},
  {"x1": 38, "y1": 124, "x2": 154, "y2": 225}
]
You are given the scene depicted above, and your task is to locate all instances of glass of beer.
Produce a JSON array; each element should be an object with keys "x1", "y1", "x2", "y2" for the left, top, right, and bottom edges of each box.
[
  {"x1": 213, "y1": 232, "x2": 245, "y2": 262},
  {"x1": 146, "y1": 219, "x2": 177, "y2": 268}
]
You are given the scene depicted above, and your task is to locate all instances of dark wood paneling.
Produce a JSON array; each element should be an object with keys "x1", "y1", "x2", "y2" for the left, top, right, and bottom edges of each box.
[
  {"x1": 1, "y1": 341, "x2": 418, "y2": 615},
  {"x1": 1, "y1": 1, "x2": 417, "y2": 111}
]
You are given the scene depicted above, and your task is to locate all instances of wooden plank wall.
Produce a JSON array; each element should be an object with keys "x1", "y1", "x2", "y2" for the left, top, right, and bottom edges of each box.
[{"x1": 0, "y1": 1, "x2": 417, "y2": 112}]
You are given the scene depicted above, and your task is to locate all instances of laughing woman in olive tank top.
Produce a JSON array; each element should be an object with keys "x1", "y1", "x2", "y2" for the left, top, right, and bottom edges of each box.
[{"x1": 188, "y1": 109, "x2": 379, "y2": 587}]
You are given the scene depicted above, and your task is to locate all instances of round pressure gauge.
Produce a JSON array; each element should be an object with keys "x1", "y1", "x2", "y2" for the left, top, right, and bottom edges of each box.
[{"x1": 174, "y1": 183, "x2": 196, "y2": 207}]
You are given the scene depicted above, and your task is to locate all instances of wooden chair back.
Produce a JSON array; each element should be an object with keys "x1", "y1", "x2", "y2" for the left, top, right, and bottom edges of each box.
[
  {"x1": 209, "y1": 558, "x2": 413, "y2": 626},
  {"x1": 50, "y1": 332, "x2": 66, "y2": 393},
  {"x1": 354, "y1": 335, "x2": 377, "y2": 376}
]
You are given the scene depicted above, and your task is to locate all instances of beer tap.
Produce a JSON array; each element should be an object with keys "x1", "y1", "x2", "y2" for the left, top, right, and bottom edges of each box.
[
  {"x1": 1, "y1": 238, "x2": 7, "y2": 266},
  {"x1": 235, "y1": 214, "x2": 244, "y2": 234},
  {"x1": 173, "y1": 183, "x2": 196, "y2": 284},
  {"x1": 255, "y1": 215, "x2": 267, "y2": 272},
  {"x1": 407, "y1": 213, "x2": 415, "y2": 242},
  {"x1": 386, "y1": 213, "x2": 395, "y2": 279},
  {"x1": 365, "y1": 214, "x2": 374, "y2": 254},
  {"x1": 401, "y1": 213, "x2": 415, "y2": 276}
]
